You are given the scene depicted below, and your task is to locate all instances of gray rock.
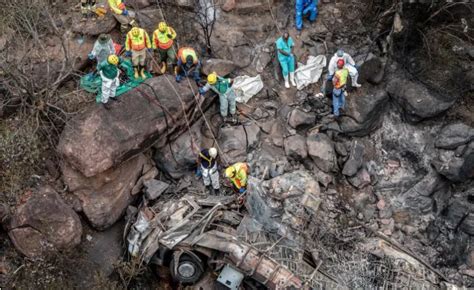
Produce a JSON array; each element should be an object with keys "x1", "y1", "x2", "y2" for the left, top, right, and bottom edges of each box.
[
  {"x1": 397, "y1": 170, "x2": 442, "y2": 214},
  {"x1": 313, "y1": 167, "x2": 333, "y2": 187},
  {"x1": 334, "y1": 142, "x2": 348, "y2": 157},
  {"x1": 347, "y1": 168, "x2": 371, "y2": 189},
  {"x1": 144, "y1": 179, "x2": 170, "y2": 200},
  {"x1": 445, "y1": 198, "x2": 472, "y2": 229},
  {"x1": 339, "y1": 88, "x2": 389, "y2": 136},
  {"x1": 432, "y1": 150, "x2": 474, "y2": 183},
  {"x1": 255, "y1": 51, "x2": 272, "y2": 73},
  {"x1": 342, "y1": 140, "x2": 365, "y2": 176},
  {"x1": 284, "y1": 135, "x2": 308, "y2": 160},
  {"x1": 435, "y1": 123, "x2": 474, "y2": 150},
  {"x1": 218, "y1": 125, "x2": 247, "y2": 164},
  {"x1": 202, "y1": 58, "x2": 237, "y2": 76},
  {"x1": 307, "y1": 133, "x2": 337, "y2": 173},
  {"x1": 244, "y1": 123, "x2": 261, "y2": 150},
  {"x1": 461, "y1": 214, "x2": 474, "y2": 236},
  {"x1": 270, "y1": 121, "x2": 287, "y2": 148},
  {"x1": 387, "y1": 76, "x2": 456, "y2": 123},
  {"x1": 360, "y1": 56, "x2": 385, "y2": 85},
  {"x1": 287, "y1": 108, "x2": 315, "y2": 129},
  {"x1": 127, "y1": 0, "x2": 151, "y2": 9}
]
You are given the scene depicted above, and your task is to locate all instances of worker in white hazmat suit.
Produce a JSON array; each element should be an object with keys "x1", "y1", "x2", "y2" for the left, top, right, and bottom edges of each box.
[
  {"x1": 198, "y1": 147, "x2": 220, "y2": 195},
  {"x1": 89, "y1": 34, "x2": 115, "y2": 66},
  {"x1": 97, "y1": 54, "x2": 121, "y2": 109},
  {"x1": 328, "y1": 49, "x2": 361, "y2": 88}
]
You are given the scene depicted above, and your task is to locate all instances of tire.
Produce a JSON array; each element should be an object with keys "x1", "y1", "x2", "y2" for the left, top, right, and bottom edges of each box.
[{"x1": 170, "y1": 253, "x2": 204, "y2": 285}]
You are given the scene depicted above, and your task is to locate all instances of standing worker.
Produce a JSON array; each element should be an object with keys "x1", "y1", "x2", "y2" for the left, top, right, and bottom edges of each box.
[
  {"x1": 225, "y1": 162, "x2": 249, "y2": 194},
  {"x1": 198, "y1": 147, "x2": 220, "y2": 195},
  {"x1": 152, "y1": 22, "x2": 177, "y2": 74},
  {"x1": 81, "y1": 0, "x2": 96, "y2": 20},
  {"x1": 295, "y1": 0, "x2": 318, "y2": 31},
  {"x1": 328, "y1": 49, "x2": 361, "y2": 87},
  {"x1": 332, "y1": 59, "x2": 349, "y2": 118},
  {"x1": 88, "y1": 34, "x2": 115, "y2": 66},
  {"x1": 199, "y1": 72, "x2": 237, "y2": 123},
  {"x1": 108, "y1": 0, "x2": 137, "y2": 32},
  {"x1": 175, "y1": 47, "x2": 201, "y2": 84},
  {"x1": 275, "y1": 32, "x2": 297, "y2": 89},
  {"x1": 97, "y1": 54, "x2": 122, "y2": 110},
  {"x1": 125, "y1": 27, "x2": 152, "y2": 80}
]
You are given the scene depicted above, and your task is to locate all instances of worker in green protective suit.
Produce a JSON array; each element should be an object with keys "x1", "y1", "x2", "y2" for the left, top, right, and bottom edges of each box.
[
  {"x1": 199, "y1": 72, "x2": 237, "y2": 123},
  {"x1": 97, "y1": 54, "x2": 122, "y2": 109}
]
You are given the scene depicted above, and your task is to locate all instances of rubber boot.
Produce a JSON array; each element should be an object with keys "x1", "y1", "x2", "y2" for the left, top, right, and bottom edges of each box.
[
  {"x1": 140, "y1": 66, "x2": 146, "y2": 79},
  {"x1": 208, "y1": 186, "x2": 214, "y2": 195},
  {"x1": 213, "y1": 188, "x2": 220, "y2": 195},
  {"x1": 290, "y1": 72, "x2": 296, "y2": 87},
  {"x1": 160, "y1": 62, "x2": 167, "y2": 74},
  {"x1": 284, "y1": 76, "x2": 290, "y2": 89},
  {"x1": 102, "y1": 102, "x2": 110, "y2": 110},
  {"x1": 133, "y1": 66, "x2": 139, "y2": 79},
  {"x1": 352, "y1": 74, "x2": 362, "y2": 87}
]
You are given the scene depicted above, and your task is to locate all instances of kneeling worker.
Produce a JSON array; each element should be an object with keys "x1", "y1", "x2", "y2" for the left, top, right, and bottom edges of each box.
[
  {"x1": 198, "y1": 147, "x2": 220, "y2": 195},
  {"x1": 175, "y1": 47, "x2": 201, "y2": 83},
  {"x1": 225, "y1": 162, "x2": 249, "y2": 194},
  {"x1": 199, "y1": 72, "x2": 236, "y2": 123}
]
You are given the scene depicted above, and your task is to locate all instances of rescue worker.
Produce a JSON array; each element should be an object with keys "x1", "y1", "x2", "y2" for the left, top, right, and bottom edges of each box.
[
  {"x1": 199, "y1": 72, "x2": 236, "y2": 122},
  {"x1": 108, "y1": 0, "x2": 136, "y2": 32},
  {"x1": 97, "y1": 54, "x2": 122, "y2": 110},
  {"x1": 152, "y1": 22, "x2": 177, "y2": 74},
  {"x1": 81, "y1": 0, "x2": 96, "y2": 20},
  {"x1": 175, "y1": 47, "x2": 201, "y2": 83},
  {"x1": 225, "y1": 162, "x2": 249, "y2": 194},
  {"x1": 198, "y1": 147, "x2": 220, "y2": 195},
  {"x1": 296, "y1": 0, "x2": 318, "y2": 31},
  {"x1": 328, "y1": 49, "x2": 361, "y2": 88},
  {"x1": 332, "y1": 59, "x2": 349, "y2": 117},
  {"x1": 88, "y1": 34, "x2": 115, "y2": 66},
  {"x1": 125, "y1": 27, "x2": 151, "y2": 79},
  {"x1": 275, "y1": 32, "x2": 296, "y2": 89}
]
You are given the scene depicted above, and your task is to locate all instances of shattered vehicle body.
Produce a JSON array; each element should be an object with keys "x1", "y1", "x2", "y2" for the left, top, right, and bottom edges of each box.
[{"x1": 126, "y1": 171, "x2": 453, "y2": 289}]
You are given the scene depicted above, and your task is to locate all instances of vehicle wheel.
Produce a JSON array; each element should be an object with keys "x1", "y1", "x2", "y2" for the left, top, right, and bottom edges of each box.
[{"x1": 170, "y1": 253, "x2": 204, "y2": 285}]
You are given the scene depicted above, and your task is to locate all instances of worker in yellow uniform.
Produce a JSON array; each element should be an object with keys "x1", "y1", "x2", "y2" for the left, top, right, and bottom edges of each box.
[
  {"x1": 175, "y1": 47, "x2": 201, "y2": 83},
  {"x1": 225, "y1": 162, "x2": 250, "y2": 194},
  {"x1": 125, "y1": 27, "x2": 152, "y2": 79},
  {"x1": 332, "y1": 59, "x2": 349, "y2": 118},
  {"x1": 152, "y1": 22, "x2": 177, "y2": 74},
  {"x1": 108, "y1": 0, "x2": 136, "y2": 32}
]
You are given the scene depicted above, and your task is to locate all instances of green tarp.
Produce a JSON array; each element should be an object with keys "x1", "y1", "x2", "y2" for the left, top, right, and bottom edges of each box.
[{"x1": 80, "y1": 59, "x2": 152, "y2": 103}]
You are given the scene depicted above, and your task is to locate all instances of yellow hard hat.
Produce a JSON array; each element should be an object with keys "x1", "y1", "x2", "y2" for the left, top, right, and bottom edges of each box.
[
  {"x1": 108, "y1": 54, "x2": 119, "y2": 65},
  {"x1": 225, "y1": 166, "x2": 236, "y2": 178},
  {"x1": 207, "y1": 72, "x2": 217, "y2": 85},
  {"x1": 158, "y1": 22, "x2": 168, "y2": 32},
  {"x1": 131, "y1": 27, "x2": 140, "y2": 36}
]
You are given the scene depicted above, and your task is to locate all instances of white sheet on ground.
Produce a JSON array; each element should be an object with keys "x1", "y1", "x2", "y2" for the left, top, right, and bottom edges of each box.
[
  {"x1": 233, "y1": 74, "x2": 264, "y2": 103},
  {"x1": 295, "y1": 55, "x2": 327, "y2": 90}
]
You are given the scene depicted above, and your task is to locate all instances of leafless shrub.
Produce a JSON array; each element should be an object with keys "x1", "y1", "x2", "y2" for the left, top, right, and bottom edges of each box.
[{"x1": 193, "y1": 0, "x2": 217, "y2": 55}]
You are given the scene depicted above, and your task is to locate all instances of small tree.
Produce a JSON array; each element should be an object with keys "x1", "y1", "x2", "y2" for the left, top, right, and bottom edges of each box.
[{"x1": 194, "y1": 0, "x2": 217, "y2": 56}]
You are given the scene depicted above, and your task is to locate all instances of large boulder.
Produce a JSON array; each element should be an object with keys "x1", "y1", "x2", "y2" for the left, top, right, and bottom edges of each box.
[
  {"x1": 71, "y1": 14, "x2": 117, "y2": 36},
  {"x1": 387, "y1": 76, "x2": 456, "y2": 123},
  {"x1": 306, "y1": 133, "x2": 337, "y2": 173},
  {"x1": 360, "y1": 56, "x2": 385, "y2": 85},
  {"x1": 435, "y1": 123, "x2": 474, "y2": 150},
  {"x1": 202, "y1": 59, "x2": 237, "y2": 76},
  {"x1": 342, "y1": 140, "x2": 365, "y2": 176},
  {"x1": 287, "y1": 108, "x2": 315, "y2": 129},
  {"x1": 218, "y1": 125, "x2": 248, "y2": 164},
  {"x1": 338, "y1": 88, "x2": 389, "y2": 136},
  {"x1": 154, "y1": 121, "x2": 202, "y2": 179},
  {"x1": 57, "y1": 77, "x2": 196, "y2": 177},
  {"x1": 62, "y1": 154, "x2": 157, "y2": 230},
  {"x1": 284, "y1": 134, "x2": 307, "y2": 160},
  {"x1": 8, "y1": 187, "x2": 82, "y2": 258}
]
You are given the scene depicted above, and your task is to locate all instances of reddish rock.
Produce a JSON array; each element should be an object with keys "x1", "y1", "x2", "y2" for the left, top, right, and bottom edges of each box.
[
  {"x1": 62, "y1": 154, "x2": 157, "y2": 230},
  {"x1": 57, "y1": 77, "x2": 196, "y2": 177},
  {"x1": 8, "y1": 187, "x2": 82, "y2": 258}
]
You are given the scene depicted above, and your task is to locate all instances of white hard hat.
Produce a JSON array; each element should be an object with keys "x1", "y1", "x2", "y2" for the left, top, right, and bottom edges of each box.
[{"x1": 209, "y1": 147, "x2": 218, "y2": 158}]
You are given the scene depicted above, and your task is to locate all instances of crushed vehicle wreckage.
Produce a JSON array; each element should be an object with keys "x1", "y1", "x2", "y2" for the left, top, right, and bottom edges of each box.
[{"x1": 125, "y1": 172, "x2": 460, "y2": 289}]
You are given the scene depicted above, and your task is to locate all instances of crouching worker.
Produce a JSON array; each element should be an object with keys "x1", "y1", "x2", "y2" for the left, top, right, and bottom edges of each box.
[
  {"x1": 332, "y1": 59, "x2": 349, "y2": 118},
  {"x1": 98, "y1": 54, "x2": 122, "y2": 110},
  {"x1": 225, "y1": 162, "x2": 249, "y2": 195},
  {"x1": 175, "y1": 47, "x2": 201, "y2": 84},
  {"x1": 199, "y1": 72, "x2": 237, "y2": 123},
  {"x1": 198, "y1": 147, "x2": 220, "y2": 195}
]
